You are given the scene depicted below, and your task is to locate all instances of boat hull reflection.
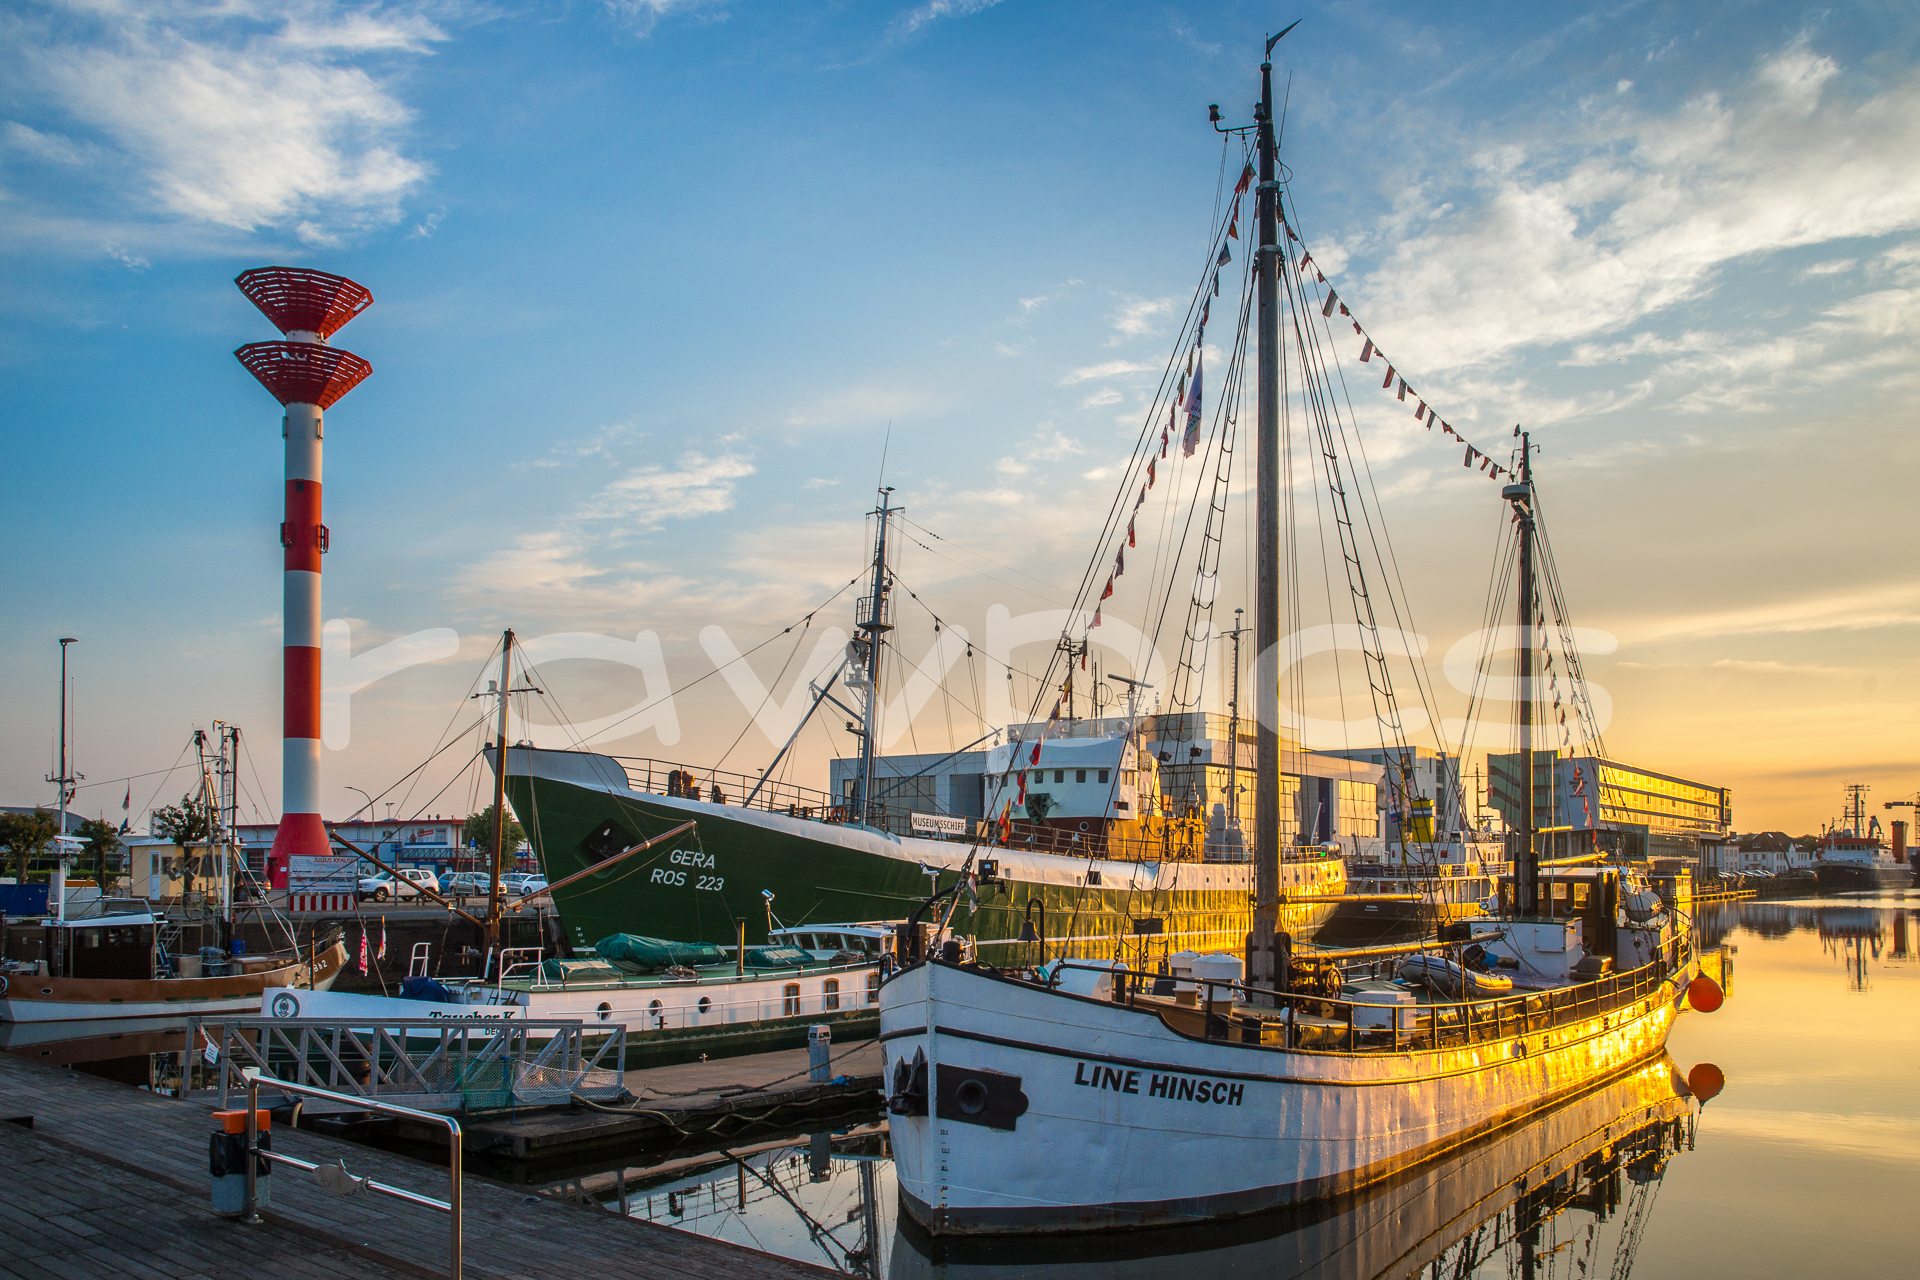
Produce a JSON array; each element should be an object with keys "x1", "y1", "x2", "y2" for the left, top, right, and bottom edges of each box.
[{"x1": 890, "y1": 1055, "x2": 1693, "y2": 1280}]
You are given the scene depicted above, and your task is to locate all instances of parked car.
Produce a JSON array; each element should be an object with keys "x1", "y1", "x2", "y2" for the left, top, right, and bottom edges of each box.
[
  {"x1": 500, "y1": 873, "x2": 549, "y2": 897},
  {"x1": 442, "y1": 871, "x2": 501, "y2": 897},
  {"x1": 358, "y1": 867, "x2": 440, "y2": 902}
]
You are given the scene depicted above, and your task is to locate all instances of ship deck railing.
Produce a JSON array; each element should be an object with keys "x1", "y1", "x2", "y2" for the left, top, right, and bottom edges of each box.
[
  {"x1": 604, "y1": 755, "x2": 1338, "y2": 864},
  {"x1": 1045, "y1": 948, "x2": 1685, "y2": 1055}
]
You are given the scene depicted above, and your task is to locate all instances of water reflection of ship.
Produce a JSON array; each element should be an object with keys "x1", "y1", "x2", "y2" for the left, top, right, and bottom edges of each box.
[
  {"x1": 544, "y1": 1123, "x2": 893, "y2": 1276},
  {"x1": 890, "y1": 1057, "x2": 1696, "y2": 1280},
  {"x1": 1730, "y1": 901, "x2": 1915, "y2": 990}
]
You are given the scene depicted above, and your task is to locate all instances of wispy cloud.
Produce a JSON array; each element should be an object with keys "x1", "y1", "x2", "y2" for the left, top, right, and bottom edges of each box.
[
  {"x1": 1795, "y1": 258, "x2": 1856, "y2": 280},
  {"x1": 1108, "y1": 295, "x2": 1173, "y2": 342},
  {"x1": 1061, "y1": 359, "x2": 1152, "y2": 384},
  {"x1": 1341, "y1": 41, "x2": 1920, "y2": 376},
  {"x1": 6, "y1": 1, "x2": 448, "y2": 247},
  {"x1": 581, "y1": 451, "x2": 756, "y2": 530},
  {"x1": 3, "y1": 121, "x2": 94, "y2": 165},
  {"x1": 886, "y1": 0, "x2": 1006, "y2": 44}
]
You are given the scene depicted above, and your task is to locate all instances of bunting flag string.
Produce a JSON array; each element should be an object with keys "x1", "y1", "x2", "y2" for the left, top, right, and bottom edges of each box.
[
  {"x1": 1181, "y1": 349, "x2": 1204, "y2": 457},
  {"x1": 1294, "y1": 234, "x2": 1513, "y2": 484}
]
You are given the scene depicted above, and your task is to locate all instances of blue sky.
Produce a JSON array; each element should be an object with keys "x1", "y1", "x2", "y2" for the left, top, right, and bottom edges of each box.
[{"x1": 4, "y1": 0, "x2": 1919, "y2": 834}]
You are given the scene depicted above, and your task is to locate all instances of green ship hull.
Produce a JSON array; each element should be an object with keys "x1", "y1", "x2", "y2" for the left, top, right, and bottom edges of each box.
[{"x1": 502, "y1": 747, "x2": 1344, "y2": 959}]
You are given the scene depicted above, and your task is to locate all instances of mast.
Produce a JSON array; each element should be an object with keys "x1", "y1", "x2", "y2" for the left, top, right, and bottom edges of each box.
[
  {"x1": 853, "y1": 489, "x2": 897, "y2": 828},
  {"x1": 486, "y1": 630, "x2": 515, "y2": 966},
  {"x1": 1226, "y1": 608, "x2": 1248, "y2": 840},
  {"x1": 1251, "y1": 36, "x2": 1285, "y2": 996},
  {"x1": 48, "y1": 637, "x2": 78, "y2": 817},
  {"x1": 48, "y1": 637, "x2": 78, "y2": 924},
  {"x1": 1506, "y1": 434, "x2": 1539, "y2": 914}
]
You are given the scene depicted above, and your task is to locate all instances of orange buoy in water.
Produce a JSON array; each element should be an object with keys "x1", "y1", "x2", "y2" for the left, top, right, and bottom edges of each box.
[
  {"x1": 1687, "y1": 974, "x2": 1724, "y2": 1013},
  {"x1": 1687, "y1": 1062, "x2": 1725, "y2": 1104}
]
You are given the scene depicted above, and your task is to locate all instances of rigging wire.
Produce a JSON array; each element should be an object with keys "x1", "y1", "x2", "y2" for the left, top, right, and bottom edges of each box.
[{"x1": 568, "y1": 573, "x2": 866, "y2": 747}]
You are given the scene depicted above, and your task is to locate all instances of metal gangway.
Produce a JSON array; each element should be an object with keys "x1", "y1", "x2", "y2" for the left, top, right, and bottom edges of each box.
[{"x1": 191, "y1": 1016, "x2": 627, "y2": 1114}]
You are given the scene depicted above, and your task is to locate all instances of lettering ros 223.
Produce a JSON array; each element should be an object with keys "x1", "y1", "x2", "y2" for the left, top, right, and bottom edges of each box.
[{"x1": 649, "y1": 867, "x2": 725, "y2": 891}]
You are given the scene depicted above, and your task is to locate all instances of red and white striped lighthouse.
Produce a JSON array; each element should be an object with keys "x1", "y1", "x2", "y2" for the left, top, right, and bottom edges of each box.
[{"x1": 233, "y1": 267, "x2": 373, "y2": 890}]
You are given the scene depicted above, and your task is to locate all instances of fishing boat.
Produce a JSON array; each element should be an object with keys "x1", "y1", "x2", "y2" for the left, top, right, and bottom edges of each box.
[
  {"x1": 0, "y1": 906, "x2": 347, "y2": 1024},
  {"x1": 261, "y1": 922, "x2": 886, "y2": 1067},
  {"x1": 879, "y1": 31, "x2": 1723, "y2": 1235},
  {"x1": 1, "y1": 654, "x2": 347, "y2": 1024},
  {"x1": 1811, "y1": 786, "x2": 1913, "y2": 891}
]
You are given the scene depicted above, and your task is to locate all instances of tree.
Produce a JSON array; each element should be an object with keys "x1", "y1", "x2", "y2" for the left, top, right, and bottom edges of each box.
[
  {"x1": 77, "y1": 818, "x2": 123, "y2": 895},
  {"x1": 151, "y1": 794, "x2": 214, "y2": 846},
  {"x1": 464, "y1": 805, "x2": 524, "y2": 855},
  {"x1": 0, "y1": 808, "x2": 61, "y2": 882}
]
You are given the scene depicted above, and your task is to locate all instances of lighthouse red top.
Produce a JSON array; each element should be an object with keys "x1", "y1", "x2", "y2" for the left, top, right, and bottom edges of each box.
[{"x1": 235, "y1": 266, "x2": 373, "y2": 340}]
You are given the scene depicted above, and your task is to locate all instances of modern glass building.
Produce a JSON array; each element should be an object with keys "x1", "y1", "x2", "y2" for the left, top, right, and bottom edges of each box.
[{"x1": 1486, "y1": 750, "x2": 1731, "y2": 862}]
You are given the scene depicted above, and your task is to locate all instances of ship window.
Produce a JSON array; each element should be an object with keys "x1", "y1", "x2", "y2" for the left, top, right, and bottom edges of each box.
[
  {"x1": 1077, "y1": 770, "x2": 1088, "y2": 784},
  {"x1": 796, "y1": 934, "x2": 817, "y2": 950},
  {"x1": 1099, "y1": 770, "x2": 1110, "y2": 784},
  {"x1": 818, "y1": 934, "x2": 843, "y2": 951},
  {"x1": 824, "y1": 978, "x2": 840, "y2": 1011},
  {"x1": 868, "y1": 972, "x2": 882, "y2": 1004},
  {"x1": 783, "y1": 983, "x2": 802, "y2": 1016},
  {"x1": 1054, "y1": 770, "x2": 1065, "y2": 784}
]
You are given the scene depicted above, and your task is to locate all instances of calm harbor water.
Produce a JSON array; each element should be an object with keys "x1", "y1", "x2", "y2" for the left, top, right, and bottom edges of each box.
[
  {"x1": 6, "y1": 892, "x2": 1912, "y2": 1275},
  {"x1": 532, "y1": 892, "x2": 1919, "y2": 1278}
]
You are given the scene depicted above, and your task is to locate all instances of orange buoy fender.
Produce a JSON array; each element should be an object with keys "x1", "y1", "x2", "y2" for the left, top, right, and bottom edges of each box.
[
  {"x1": 1687, "y1": 974, "x2": 1724, "y2": 1013},
  {"x1": 1687, "y1": 1062, "x2": 1725, "y2": 1104}
]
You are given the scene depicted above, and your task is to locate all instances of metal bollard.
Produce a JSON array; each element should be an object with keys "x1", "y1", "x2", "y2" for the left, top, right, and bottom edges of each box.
[
  {"x1": 210, "y1": 1108, "x2": 270, "y2": 1216},
  {"x1": 807, "y1": 1024, "x2": 831, "y2": 1083}
]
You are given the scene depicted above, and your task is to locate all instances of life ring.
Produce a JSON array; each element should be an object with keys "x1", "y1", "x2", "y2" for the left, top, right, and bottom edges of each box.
[{"x1": 0, "y1": 975, "x2": 8, "y2": 995}]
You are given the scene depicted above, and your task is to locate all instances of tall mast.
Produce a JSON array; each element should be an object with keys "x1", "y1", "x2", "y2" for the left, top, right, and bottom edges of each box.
[
  {"x1": 853, "y1": 489, "x2": 896, "y2": 828},
  {"x1": 486, "y1": 630, "x2": 515, "y2": 964},
  {"x1": 1227, "y1": 608, "x2": 1247, "y2": 835},
  {"x1": 1251, "y1": 39, "x2": 1284, "y2": 995},
  {"x1": 1506, "y1": 434, "x2": 1539, "y2": 913},
  {"x1": 49, "y1": 637, "x2": 78, "y2": 817}
]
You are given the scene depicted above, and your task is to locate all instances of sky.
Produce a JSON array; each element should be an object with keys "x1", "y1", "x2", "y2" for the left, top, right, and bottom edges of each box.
[{"x1": 3, "y1": 0, "x2": 1918, "y2": 838}]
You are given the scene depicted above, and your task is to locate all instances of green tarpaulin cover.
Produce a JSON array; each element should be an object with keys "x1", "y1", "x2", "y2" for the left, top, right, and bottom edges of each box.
[
  {"x1": 742, "y1": 945, "x2": 814, "y2": 968},
  {"x1": 594, "y1": 933, "x2": 726, "y2": 973}
]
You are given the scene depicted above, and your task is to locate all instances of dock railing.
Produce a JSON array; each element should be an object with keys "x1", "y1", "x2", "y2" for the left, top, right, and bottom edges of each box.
[
  {"x1": 194, "y1": 1016, "x2": 626, "y2": 1113},
  {"x1": 238, "y1": 1066, "x2": 464, "y2": 1280}
]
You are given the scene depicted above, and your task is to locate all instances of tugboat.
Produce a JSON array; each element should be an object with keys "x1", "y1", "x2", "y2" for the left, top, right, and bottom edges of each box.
[
  {"x1": 1812, "y1": 785, "x2": 1913, "y2": 892},
  {"x1": 878, "y1": 33, "x2": 1721, "y2": 1235}
]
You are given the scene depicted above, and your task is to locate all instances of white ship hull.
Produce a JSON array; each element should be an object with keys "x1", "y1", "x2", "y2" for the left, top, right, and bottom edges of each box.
[{"x1": 879, "y1": 956, "x2": 1691, "y2": 1234}]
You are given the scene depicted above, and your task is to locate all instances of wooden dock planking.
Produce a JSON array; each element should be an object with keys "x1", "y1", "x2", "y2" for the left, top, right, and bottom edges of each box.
[{"x1": 0, "y1": 1053, "x2": 837, "y2": 1279}]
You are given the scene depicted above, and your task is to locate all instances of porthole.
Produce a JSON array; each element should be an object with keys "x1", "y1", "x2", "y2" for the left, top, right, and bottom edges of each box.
[
  {"x1": 597, "y1": 1002, "x2": 612, "y2": 1021},
  {"x1": 697, "y1": 996, "x2": 712, "y2": 1015}
]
